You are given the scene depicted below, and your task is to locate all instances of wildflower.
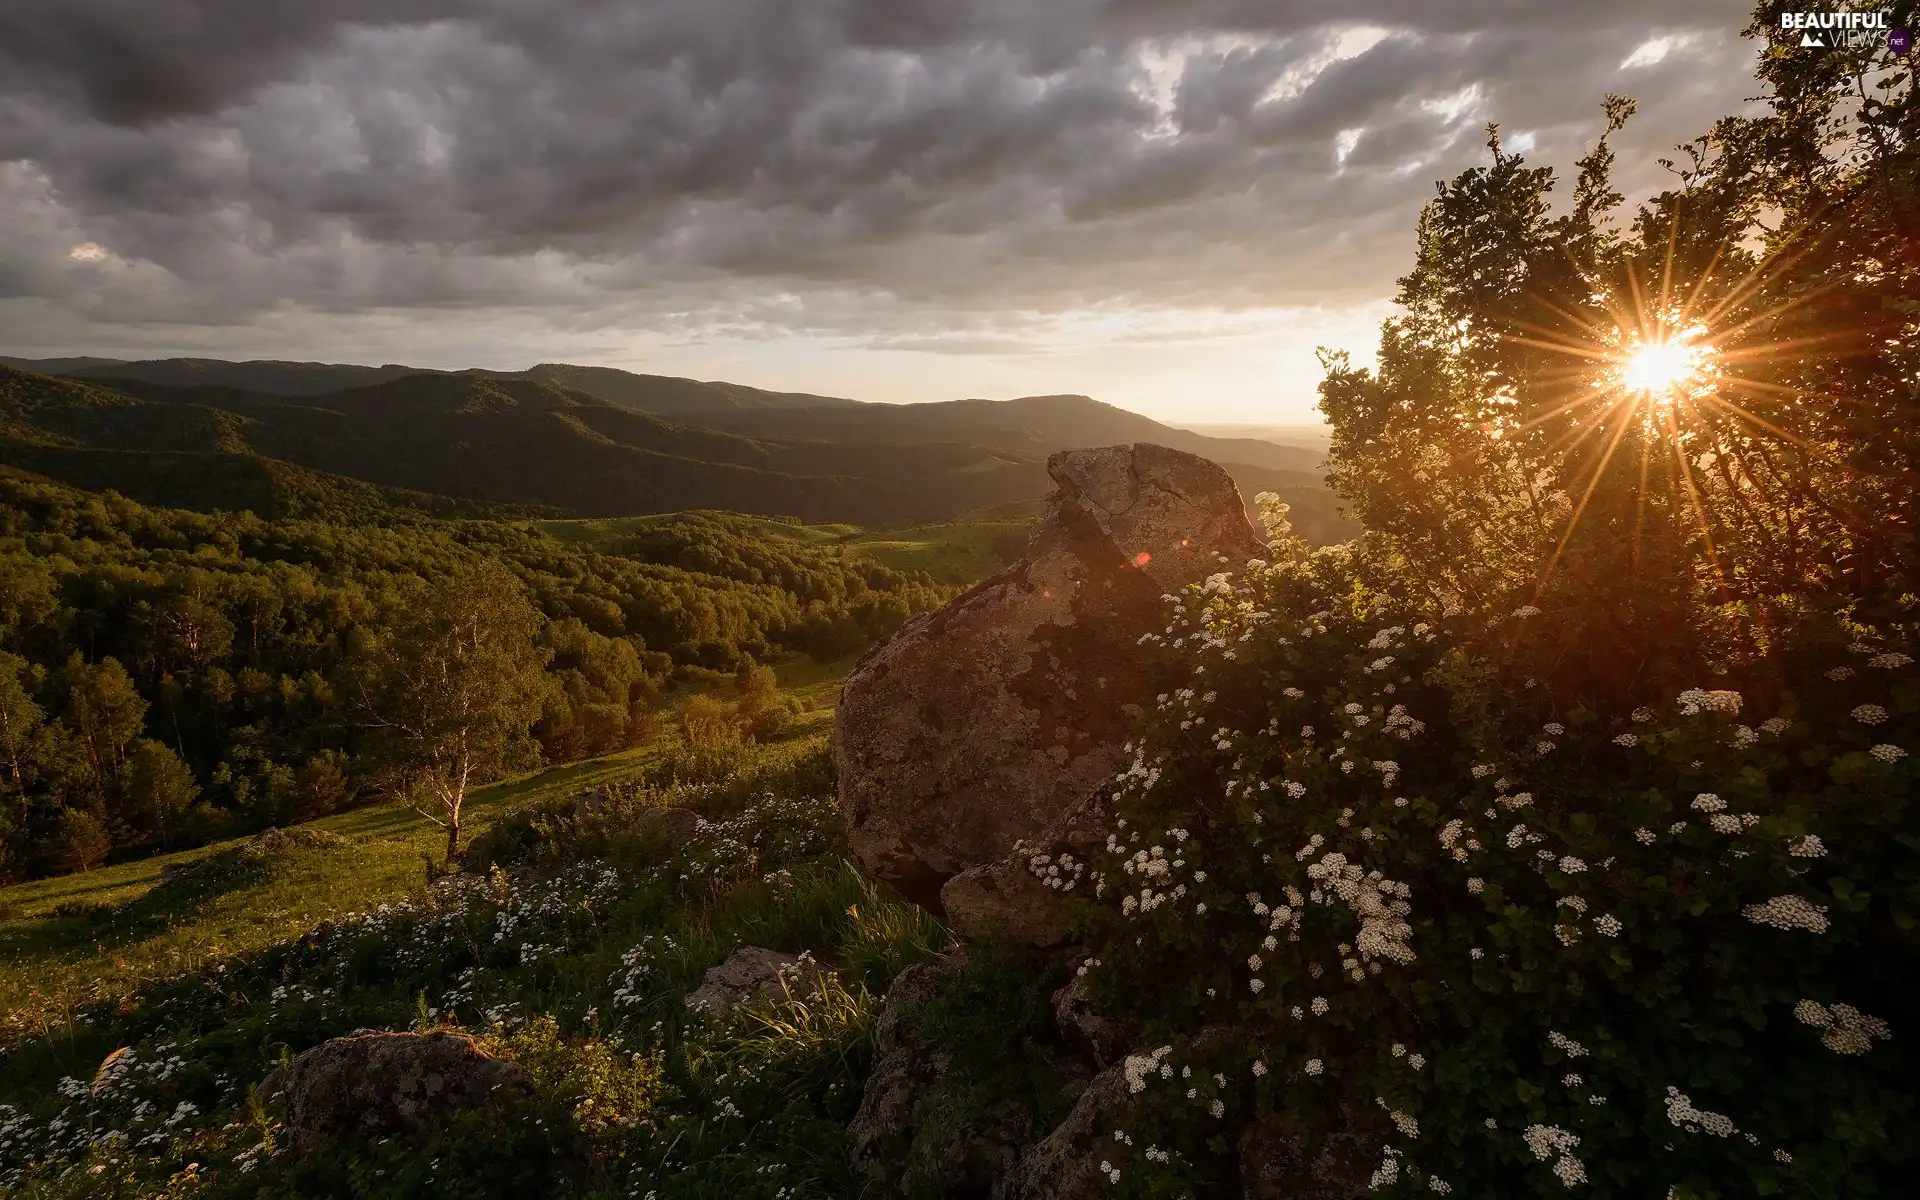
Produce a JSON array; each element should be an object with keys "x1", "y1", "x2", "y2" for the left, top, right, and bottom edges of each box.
[
  {"x1": 1709, "y1": 814, "x2": 1744, "y2": 835},
  {"x1": 1774, "y1": 1149, "x2": 1793, "y2": 1164},
  {"x1": 1631, "y1": 706, "x2": 1654, "y2": 721},
  {"x1": 1612, "y1": 733, "x2": 1638, "y2": 747},
  {"x1": 1743, "y1": 895, "x2": 1830, "y2": 933},
  {"x1": 1512, "y1": 605, "x2": 1541, "y2": 618},
  {"x1": 1871, "y1": 744, "x2": 1907, "y2": 763},
  {"x1": 1868, "y1": 652, "x2": 1912, "y2": 669},
  {"x1": 1469, "y1": 947, "x2": 1484, "y2": 960},
  {"x1": 1669, "y1": 821, "x2": 1687, "y2": 835},
  {"x1": 1827, "y1": 665, "x2": 1857, "y2": 681},
  {"x1": 1793, "y1": 1000, "x2": 1892, "y2": 1055},
  {"x1": 1851, "y1": 704, "x2": 1890, "y2": 725},
  {"x1": 1788, "y1": 834, "x2": 1826, "y2": 858},
  {"x1": 1634, "y1": 828, "x2": 1656, "y2": 844},
  {"x1": 1592, "y1": 914, "x2": 1622, "y2": 937},
  {"x1": 1664, "y1": 1087, "x2": 1736, "y2": 1137},
  {"x1": 1252, "y1": 1061, "x2": 1267, "y2": 1077},
  {"x1": 1466, "y1": 877, "x2": 1485, "y2": 894},
  {"x1": 1563, "y1": 1074, "x2": 1582, "y2": 1088},
  {"x1": 1692, "y1": 793, "x2": 1727, "y2": 813},
  {"x1": 1311, "y1": 997, "x2": 1329, "y2": 1015},
  {"x1": 1210, "y1": 1099, "x2": 1226, "y2": 1118},
  {"x1": 1558, "y1": 856, "x2": 1587, "y2": 874},
  {"x1": 1547, "y1": 1031, "x2": 1587, "y2": 1058},
  {"x1": 1304, "y1": 1058, "x2": 1323, "y2": 1076}
]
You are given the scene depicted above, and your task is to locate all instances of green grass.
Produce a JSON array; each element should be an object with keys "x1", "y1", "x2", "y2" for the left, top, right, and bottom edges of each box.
[
  {"x1": 841, "y1": 519, "x2": 1028, "y2": 584},
  {"x1": 0, "y1": 728, "x2": 954, "y2": 1198},
  {"x1": 0, "y1": 745, "x2": 668, "y2": 1038},
  {"x1": 526, "y1": 511, "x2": 1031, "y2": 586},
  {"x1": 526, "y1": 512, "x2": 860, "y2": 550}
]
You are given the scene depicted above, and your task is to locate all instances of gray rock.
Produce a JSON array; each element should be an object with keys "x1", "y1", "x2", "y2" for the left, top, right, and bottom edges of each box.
[
  {"x1": 838, "y1": 443, "x2": 1262, "y2": 919},
  {"x1": 1238, "y1": 1105, "x2": 1380, "y2": 1199},
  {"x1": 849, "y1": 950, "x2": 1037, "y2": 1197},
  {"x1": 683, "y1": 947, "x2": 831, "y2": 1017},
  {"x1": 1050, "y1": 973, "x2": 1124, "y2": 1067},
  {"x1": 634, "y1": 806, "x2": 705, "y2": 849},
  {"x1": 1003, "y1": 1057, "x2": 1130, "y2": 1200},
  {"x1": 256, "y1": 1031, "x2": 533, "y2": 1153}
]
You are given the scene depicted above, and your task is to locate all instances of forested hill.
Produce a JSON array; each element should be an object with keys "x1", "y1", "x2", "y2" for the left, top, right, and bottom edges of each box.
[
  {"x1": 0, "y1": 363, "x2": 1353, "y2": 538},
  {"x1": 0, "y1": 467, "x2": 964, "y2": 882}
]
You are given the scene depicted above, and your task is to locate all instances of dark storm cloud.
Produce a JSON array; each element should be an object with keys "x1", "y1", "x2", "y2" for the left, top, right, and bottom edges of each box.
[{"x1": 0, "y1": 0, "x2": 1760, "y2": 348}]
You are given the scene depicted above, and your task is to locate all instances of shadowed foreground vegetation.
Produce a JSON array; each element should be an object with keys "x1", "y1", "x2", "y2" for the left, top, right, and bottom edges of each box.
[{"x1": 0, "y1": 729, "x2": 960, "y2": 1198}]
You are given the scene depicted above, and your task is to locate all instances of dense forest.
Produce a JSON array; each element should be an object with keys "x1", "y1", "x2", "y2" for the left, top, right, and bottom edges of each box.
[{"x1": 0, "y1": 470, "x2": 954, "y2": 881}]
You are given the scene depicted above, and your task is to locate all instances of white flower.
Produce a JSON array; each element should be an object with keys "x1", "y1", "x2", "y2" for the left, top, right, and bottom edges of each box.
[
  {"x1": 1868, "y1": 652, "x2": 1912, "y2": 669},
  {"x1": 1789, "y1": 834, "x2": 1826, "y2": 858},
  {"x1": 1466, "y1": 877, "x2": 1485, "y2": 894},
  {"x1": 1563, "y1": 1074, "x2": 1582, "y2": 1088},
  {"x1": 1558, "y1": 856, "x2": 1587, "y2": 874},
  {"x1": 1523, "y1": 1124, "x2": 1580, "y2": 1161},
  {"x1": 1761, "y1": 717, "x2": 1789, "y2": 734},
  {"x1": 1709, "y1": 814, "x2": 1744, "y2": 834},
  {"x1": 1252, "y1": 1061, "x2": 1267, "y2": 1077},
  {"x1": 1871, "y1": 744, "x2": 1907, "y2": 763},
  {"x1": 1612, "y1": 733, "x2": 1638, "y2": 747},
  {"x1": 1408, "y1": 1053, "x2": 1426, "y2": 1069},
  {"x1": 1664, "y1": 1086, "x2": 1737, "y2": 1137},
  {"x1": 1547, "y1": 1031, "x2": 1587, "y2": 1058},
  {"x1": 1851, "y1": 704, "x2": 1890, "y2": 725},
  {"x1": 1512, "y1": 605, "x2": 1541, "y2": 618},
  {"x1": 1774, "y1": 1149, "x2": 1793, "y2": 1164},
  {"x1": 1793, "y1": 1000, "x2": 1892, "y2": 1055},
  {"x1": 1310, "y1": 997, "x2": 1329, "y2": 1015},
  {"x1": 1303, "y1": 1058, "x2": 1323, "y2": 1076},
  {"x1": 1692, "y1": 793, "x2": 1727, "y2": 812},
  {"x1": 1743, "y1": 895, "x2": 1830, "y2": 933},
  {"x1": 1592, "y1": 914, "x2": 1622, "y2": 937},
  {"x1": 1634, "y1": 828, "x2": 1656, "y2": 844},
  {"x1": 1828, "y1": 666, "x2": 1856, "y2": 681}
]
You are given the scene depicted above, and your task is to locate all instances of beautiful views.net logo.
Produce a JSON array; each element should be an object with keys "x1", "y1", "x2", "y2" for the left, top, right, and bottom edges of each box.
[{"x1": 1778, "y1": 10, "x2": 1910, "y2": 51}]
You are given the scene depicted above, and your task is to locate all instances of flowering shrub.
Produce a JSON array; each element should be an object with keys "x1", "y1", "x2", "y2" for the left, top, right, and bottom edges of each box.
[{"x1": 1077, "y1": 535, "x2": 1917, "y2": 1196}]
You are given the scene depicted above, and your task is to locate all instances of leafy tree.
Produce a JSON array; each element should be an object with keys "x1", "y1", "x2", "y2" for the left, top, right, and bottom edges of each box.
[
  {"x1": 352, "y1": 562, "x2": 551, "y2": 861},
  {"x1": 46, "y1": 807, "x2": 110, "y2": 874},
  {"x1": 124, "y1": 738, "x2": 199, "y2": 851}
]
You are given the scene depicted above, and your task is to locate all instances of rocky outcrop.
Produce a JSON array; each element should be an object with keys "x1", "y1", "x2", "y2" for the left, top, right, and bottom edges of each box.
[
  {"x1": 683, "y1": 947, "x2": 831, "y2": 1017},
  {"x1": 1002, "y1": 1058, "x2": 1130, "y2": 1200},
  {"x1": 850, "y1": 950, "x2": 1039, "y2": 1197},
  {"x1": 837, "y1": 443, "x2": 1263, "y2": 924},
  {"x1": 257, "y1": 1031, "x2": 533, "y2": 1153},
  {"x1": 1238, "y1": 1105, "x2": 1382, "y2": 1199}
]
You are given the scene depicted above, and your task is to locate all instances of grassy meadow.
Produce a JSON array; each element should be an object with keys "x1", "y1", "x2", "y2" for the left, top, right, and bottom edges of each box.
[{"x1": 0, "y1": 661, "x2": 984, "y2": 1199}]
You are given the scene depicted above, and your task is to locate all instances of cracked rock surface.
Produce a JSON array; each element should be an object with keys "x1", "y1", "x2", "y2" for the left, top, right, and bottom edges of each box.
[
  {"x1": 836, "y1": 443, "x2": 1263, "y2": 925},
  {"x1": 258, "y1": 1031, "x2": 534, "y2": 1153}
]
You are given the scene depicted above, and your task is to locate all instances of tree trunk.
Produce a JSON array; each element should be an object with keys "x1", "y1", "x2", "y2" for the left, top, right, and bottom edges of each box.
[{"x1": 445, "y1": 813, "x2": 460, "y2": 864}]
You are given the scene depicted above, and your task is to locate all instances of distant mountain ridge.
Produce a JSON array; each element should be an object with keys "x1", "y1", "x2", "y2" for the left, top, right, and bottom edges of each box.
[
  {"x1": 0, "y1": 356, "x2": 1320, "y2": 468},
  {"x1": 0, "y1": 357, "x2": 1354, "y2": 539}
]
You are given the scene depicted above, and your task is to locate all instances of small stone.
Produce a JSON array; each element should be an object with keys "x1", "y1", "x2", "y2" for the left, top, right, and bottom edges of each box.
[{"x1": 683, "y1": 947, "x2": 831, "y2": 1017}]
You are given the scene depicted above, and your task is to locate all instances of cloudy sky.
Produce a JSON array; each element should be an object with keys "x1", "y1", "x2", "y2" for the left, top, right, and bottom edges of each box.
[{"x1": 0, "y1": 0, "x2": 1765, "y2": 423}]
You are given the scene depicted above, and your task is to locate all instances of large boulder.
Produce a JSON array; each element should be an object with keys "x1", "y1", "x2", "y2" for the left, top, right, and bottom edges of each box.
[
  {"x1": 838, "y1": 443, "x2": 1264, "y2": 918},
  {"x1": 257, "y1": 1031, "x2": 533, "y2": 1153}
]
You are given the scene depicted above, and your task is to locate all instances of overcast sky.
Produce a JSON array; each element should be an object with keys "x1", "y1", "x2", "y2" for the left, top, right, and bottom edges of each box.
[{"x1": 0, "y1": 0, "x2": 1765, "y2": 423}]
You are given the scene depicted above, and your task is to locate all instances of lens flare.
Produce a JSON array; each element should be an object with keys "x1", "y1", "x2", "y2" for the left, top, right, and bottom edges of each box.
[{"x1": 1618, "y1": 329, "x2": 1715, "y2": 398}]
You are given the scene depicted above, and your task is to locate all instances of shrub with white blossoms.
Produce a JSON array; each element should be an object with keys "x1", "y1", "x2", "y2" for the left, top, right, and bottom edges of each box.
[{"x1": 1072, "y1": 537, "x2": 1917, "y2": 1198}]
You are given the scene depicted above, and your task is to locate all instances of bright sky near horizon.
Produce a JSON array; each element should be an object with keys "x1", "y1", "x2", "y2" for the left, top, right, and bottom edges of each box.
[{"x1": 0, "y1": 1, "x2": 1761, "y2": 425}]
